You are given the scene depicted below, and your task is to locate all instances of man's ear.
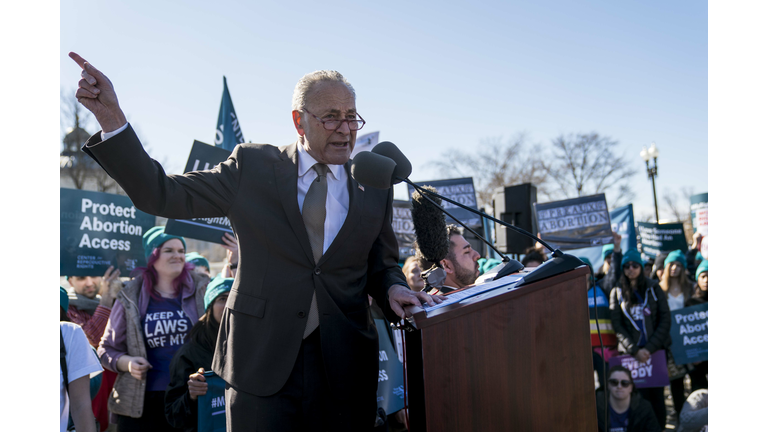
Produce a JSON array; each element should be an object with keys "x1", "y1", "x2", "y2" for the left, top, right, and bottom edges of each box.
[
  {"x1": 440, "y1": 258, "x2": 454, "y2": 275},
  {"x1": 292, "y1": 110, "x2": 305, "y2": 136}
]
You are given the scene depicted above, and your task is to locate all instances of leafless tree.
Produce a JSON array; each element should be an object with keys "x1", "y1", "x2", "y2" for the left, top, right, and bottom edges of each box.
[
  {"x1": 432, "y1": 132, "x2": 550, "y2": 208},
  {"x1": 543, "y1": 132, "x2": 637, "y2": 208},
  {"x1": 662, "y1": 186, "x2": 696, "y2": 242}
]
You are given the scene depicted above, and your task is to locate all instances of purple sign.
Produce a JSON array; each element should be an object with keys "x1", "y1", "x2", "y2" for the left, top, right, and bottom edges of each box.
[{"x1": 608, "y1": 350, "x2": 669, "y2": 388}]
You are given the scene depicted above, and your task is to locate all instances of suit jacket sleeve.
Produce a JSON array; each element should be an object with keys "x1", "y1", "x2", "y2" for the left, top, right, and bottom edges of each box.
[
  {"x1": 82, "y1": 124, "x2": 242, "y2": 219},
  {"x1": 366, "y1": 188, "x2": 408, "y2": 323}
]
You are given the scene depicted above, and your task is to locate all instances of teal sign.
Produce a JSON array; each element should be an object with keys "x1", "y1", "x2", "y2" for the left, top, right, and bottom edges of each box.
[
  {"x1": 60, "y1": 188, "x2": 155, "y2": 276},
  {"x1": 669, "y1": 303, "x2": 708, "y2": 364},
  {"x1": 197, "y1": 373, "x2": 227, "y2": 432},
  {"x1": 375, "y1": 319, "x2": 405, "y2": 415}
]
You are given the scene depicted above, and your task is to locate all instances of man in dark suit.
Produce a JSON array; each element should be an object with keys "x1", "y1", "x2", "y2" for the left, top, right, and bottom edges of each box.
[{"x1": 70, "y1": 52, "x2": 442, "y2": 431}]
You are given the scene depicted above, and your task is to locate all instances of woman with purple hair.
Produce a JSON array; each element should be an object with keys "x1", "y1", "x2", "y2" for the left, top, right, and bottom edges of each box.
[{"x1": 98, "y1": 227, "x2": 209, "y2": 432}]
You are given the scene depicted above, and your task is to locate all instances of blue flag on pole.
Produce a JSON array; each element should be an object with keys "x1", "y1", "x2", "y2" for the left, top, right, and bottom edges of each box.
[{"x1": 215, "y1": 76, "x2": 245, "y2": 152}]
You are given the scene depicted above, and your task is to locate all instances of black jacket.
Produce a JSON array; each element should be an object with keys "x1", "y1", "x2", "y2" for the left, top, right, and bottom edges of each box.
[
  {"x1": 596, "y1": 392, "x2": 662, "y2": 432},
  {"x1": 164, "y1": 324, "x2": 216, "y2": 432},
  {"x1": 609, "y1": 278, "x2": 671, "y2": 356}
]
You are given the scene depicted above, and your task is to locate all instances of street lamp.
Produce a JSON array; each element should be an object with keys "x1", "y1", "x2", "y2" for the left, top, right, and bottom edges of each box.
[{"x1": 640, "y1": 143, "x2": 660, "y2": 222}]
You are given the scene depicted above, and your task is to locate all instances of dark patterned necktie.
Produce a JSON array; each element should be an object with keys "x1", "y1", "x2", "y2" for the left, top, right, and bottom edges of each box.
[{"x1": 301, "y1": 163, "x2": 329, "y2": 338}]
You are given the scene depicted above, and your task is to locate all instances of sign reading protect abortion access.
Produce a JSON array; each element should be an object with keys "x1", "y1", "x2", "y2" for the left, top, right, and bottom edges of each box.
[
  {"x1": 164, "y1": 140, "x2": 235, "y2": 244},
  {"x1": 533, "y1": 194, "x2": 613, "y2": 250},
  {"x1": 60, "y1": 188, "x2": 155, "y2": 276},
  {"x1": 669, "y1": 303, "x2": 708, "y2": 364}
]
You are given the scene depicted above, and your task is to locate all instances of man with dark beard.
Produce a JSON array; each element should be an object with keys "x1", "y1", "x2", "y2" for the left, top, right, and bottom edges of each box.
[{"x1": 438, "y1": 225, "x2": 481, "y2": 292}]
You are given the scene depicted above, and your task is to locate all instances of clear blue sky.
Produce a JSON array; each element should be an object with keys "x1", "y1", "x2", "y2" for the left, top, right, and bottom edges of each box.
[{"x1": 60, "y1": 0, "x2": 707, "y2": 220}]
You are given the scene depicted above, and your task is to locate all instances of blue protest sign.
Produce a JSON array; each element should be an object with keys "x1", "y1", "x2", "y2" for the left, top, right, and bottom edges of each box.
[
  {"x1": 198, "y1": 373, "x2": 227, "y2": 432},
  {"x1": 407, "y1": 177, "x2": 481, "y2": 228},
  {"x1": 215, "y1": 76, "x2": 245, "y2": 152},
  {"x1": 375, "y1": 319, "x2": 405, "y2": 415},
  {"x1": 669, "y1": 303, "x2": 708, "y2": 364},
  {"x1": 570, "y1": 204, "x2": 637, "y2": 266},
  {"x1": 164, "y1": 141, "x2": 234, "y2": 244},
  {"x1": 60, "y1": 188, "x2": 155, "y2": 276}
]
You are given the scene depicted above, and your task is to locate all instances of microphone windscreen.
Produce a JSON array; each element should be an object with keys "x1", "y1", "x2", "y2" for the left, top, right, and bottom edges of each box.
[
  {"x1": 350, "y1": 151, "x2": 396, "y2": 189},
  {"x1": 411, "y1": 186, "x2": 449, "y2": 265},
  {"x1": 372, "y1": 141, "x2": 412, "y2": 184}
]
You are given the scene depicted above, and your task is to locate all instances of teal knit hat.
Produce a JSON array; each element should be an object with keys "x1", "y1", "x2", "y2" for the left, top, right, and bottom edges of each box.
[
  {"x1": 696, "y1": 260, "x2": 708, "y2": 280},
  {"x1": 621, "y1": 249, "x2": 643, "y2": 268},
  {"x1": 204, "y1": 277, "x2": 234, "y2": 311},
  {"x1": 142, "y1": 226, "x2": 186, "y2": 259},
  {"x1": 60, "y1": 286, "x2": 69, "y2": 311},
  {"x1": 602, "y1": 244, "x2": 614, "y2": 261},
  {"x1": 664, "y1": 250, "x2": 686, "y2": 268},
  {"x1": 185, "y1": 252, "x2": 210, "y2": 271}
]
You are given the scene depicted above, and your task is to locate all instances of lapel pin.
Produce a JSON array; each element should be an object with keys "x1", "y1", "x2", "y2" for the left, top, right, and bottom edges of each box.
[{"x1": 358, "y1": 183, "x2": 365, "y2": 191}]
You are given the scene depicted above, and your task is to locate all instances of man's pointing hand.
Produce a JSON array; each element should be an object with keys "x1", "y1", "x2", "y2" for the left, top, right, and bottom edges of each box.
[{"x1": 69, "y1": 52, "x2": 127, "y2": 133}]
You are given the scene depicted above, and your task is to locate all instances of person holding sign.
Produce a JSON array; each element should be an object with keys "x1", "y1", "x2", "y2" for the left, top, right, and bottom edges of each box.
[
  {"x1": 98, "y1": 227, "x2": 209, "y2": 431},
  {"x1": 165, "y1": 277, "x2": 233, "y2": 431},
  {"x1": 658, "y1": 250, "x2": 695, "y2": 417},
  {"x1": 71, "y1": 52, "x2": 436, "y2": 432},
  {"x1": 609, "y1": 249, "x2": 671, "y2": 429},
  {"x1": 685, "y1": 260, "x2": 708, "y2": 394},
  {"x1": 596, "y1": 365, "x2": 661, "y2": 432}
]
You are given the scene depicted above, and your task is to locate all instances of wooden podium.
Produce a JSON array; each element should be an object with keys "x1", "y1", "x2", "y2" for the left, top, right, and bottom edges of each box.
[{"x1": 403, "y1": 266, "x2": 597, "y2": 432}]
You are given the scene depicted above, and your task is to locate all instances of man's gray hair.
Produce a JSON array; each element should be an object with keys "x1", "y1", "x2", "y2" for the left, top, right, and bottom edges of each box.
[{"x1": 291, "y1": 70, "x2": 356, "y2": 111}]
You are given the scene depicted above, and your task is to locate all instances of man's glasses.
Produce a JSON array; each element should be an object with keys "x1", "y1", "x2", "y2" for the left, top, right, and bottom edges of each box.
[
  {"x1": 623, "y1": 262, "x2": 641, "y2": 270},
  {"x1": 303, "y1": 109, "x2": 366, "y2": 131},
  {"x1": 608, "y1": 379, "x2": 631, "y2": 388}
]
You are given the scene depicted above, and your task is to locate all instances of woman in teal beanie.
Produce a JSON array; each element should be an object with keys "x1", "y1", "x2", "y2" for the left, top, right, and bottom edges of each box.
[
  {"x1": 609, "y1": 248, "x2": 671, "y2": 428},
  {"x1": 165, "y1": 277, "x2": 234, "y2": 431},
  {"x1": 685, "y1": 259, "x2": 708, "y2": 394},
  {"x1": 658, "y1": 249, "x2": 695, "y2": 416},
  {"x1": 98, "y1": 226, "x2": 208, "y2": 431}
]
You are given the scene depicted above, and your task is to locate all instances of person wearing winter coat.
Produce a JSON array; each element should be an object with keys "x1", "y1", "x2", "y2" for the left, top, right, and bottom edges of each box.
[
  {"x1": 609, "y1": 249, "x2": 671, "y2": 429},
  {"x1": 596, "y1": 365, "x2": 661, "y2": 432},
  {"x1": 97, "y1": 227, "x2": 208, "y2": 431},
  {"x1": 164, "y1": 277, "x2": 233, "y2": 431}
]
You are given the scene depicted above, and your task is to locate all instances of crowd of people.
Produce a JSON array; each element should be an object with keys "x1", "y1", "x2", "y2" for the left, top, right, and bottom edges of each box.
[{"x1": 401, "y1": 226, "x2": 708, "y2": 432}]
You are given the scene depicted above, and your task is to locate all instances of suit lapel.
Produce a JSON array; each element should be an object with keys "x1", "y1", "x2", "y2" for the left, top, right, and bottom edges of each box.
[
  {"x1": 319, "y1": 160, "x2": 363, "y2": 265},
  {"x1": 274, "y1": 143, "x2": 315, "y2": 265}
]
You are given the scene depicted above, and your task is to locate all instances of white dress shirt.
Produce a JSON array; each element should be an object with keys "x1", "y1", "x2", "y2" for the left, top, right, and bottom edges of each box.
[
  {"x1": 103, "y1": 125, "x2": 350, "y2": 255},
  {"x1": 296, "y1": 142, "x2": 350, "y2": 255}
]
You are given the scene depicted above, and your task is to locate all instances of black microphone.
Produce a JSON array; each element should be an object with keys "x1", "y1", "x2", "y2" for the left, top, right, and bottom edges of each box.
[
  {"x1": 349, "y1": 151, "x2": 395, "y2": 189},
  {"x1": 371, "y1": 141, "x2": 412, "y2": 184}
]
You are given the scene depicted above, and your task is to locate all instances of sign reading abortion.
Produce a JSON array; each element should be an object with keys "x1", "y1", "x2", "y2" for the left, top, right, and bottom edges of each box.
[
  {"x1": 392, "y1": 200, "x2": 416, "y2": 258},
  {"x1": 669, "y1": 303, "x2": 708, "y2": 364},
  {"x1": 61, "y1": 188, "x2": 155, "y2": 276},
  {"x1": 636, "y1": 222, "x2": 688, "y2": 259},
  {"x1": 407, "y1": 177, "x2": 481, "y2": 228},
  {"x1": 533, "y1": 194, "x2": 613, "y2": 250},
  {"x1": 608, "y1": 350, "x2": 669, "y2": 388},
  {"x1": 165, "y1": 141, "x2": 235, "y2": 244},
  {"x1": 374, "y1": 319, "x2": 405, "y2": 415}
]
